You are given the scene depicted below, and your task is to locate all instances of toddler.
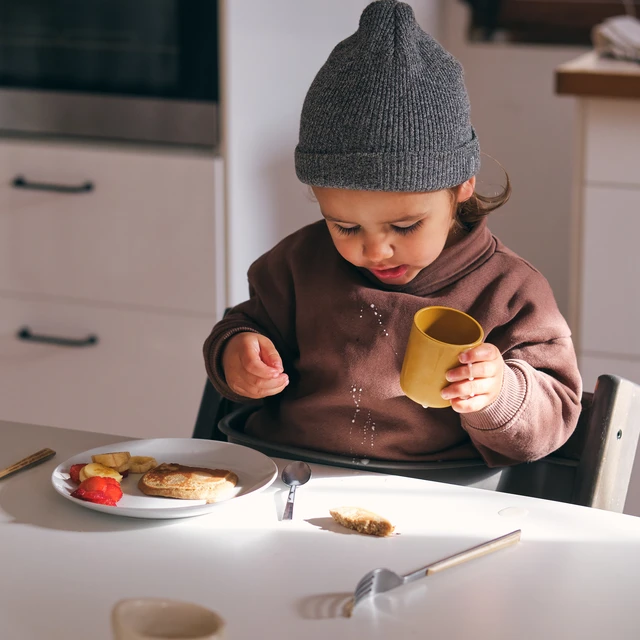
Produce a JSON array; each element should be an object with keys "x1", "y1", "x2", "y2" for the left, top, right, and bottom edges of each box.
[{"x1": 203, "y1": 0, "x2": 582, "y2": 467}]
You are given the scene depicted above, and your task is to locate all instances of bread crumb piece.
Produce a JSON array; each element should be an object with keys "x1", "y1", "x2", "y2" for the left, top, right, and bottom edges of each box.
[{"x1": 329, "y1": 506, "x2": 395, "y2": 537}]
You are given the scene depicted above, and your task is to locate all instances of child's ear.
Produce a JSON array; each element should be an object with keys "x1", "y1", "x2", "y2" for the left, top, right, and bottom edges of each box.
[{"x1": 457, "y1": 176, "x2": 476, "y2": 203}]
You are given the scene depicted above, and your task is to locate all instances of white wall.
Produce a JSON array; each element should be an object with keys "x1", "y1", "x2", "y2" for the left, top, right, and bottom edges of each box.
[
  {"x1": 221, "y1": 0, "x2": 443, "y2": 306},
  {"x1": 441, "y1": 2, "x2": 588, "y2": 320}
]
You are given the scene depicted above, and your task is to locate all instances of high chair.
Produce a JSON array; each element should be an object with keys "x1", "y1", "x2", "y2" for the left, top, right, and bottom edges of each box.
[{"x1": 192, "y1": 373, "x2": 640, "y2": 513}]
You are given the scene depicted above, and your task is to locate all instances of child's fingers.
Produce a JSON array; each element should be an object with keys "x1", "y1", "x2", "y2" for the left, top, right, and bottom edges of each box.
[
  {"x1": 458, "y1": 343, "x2": 501, "y2": 364},
  {"x1": 450, "y1": 394, "x2": 492, "y2": 414},
  {"x1": 441, "y1": 376, "x2": 494, "y2": 401},
  {"x1": 256, "y1": 335, "x2": 284, "y2": 372},
  {"x1": 230, "y1": 372, "x2": 289, "y2": 399},
  {"x1": 446, "y1": 360, "x2": 499, "y2": 383},
  {"x1": 239, "y1": 339, "x2": 282, "y2": 379}
]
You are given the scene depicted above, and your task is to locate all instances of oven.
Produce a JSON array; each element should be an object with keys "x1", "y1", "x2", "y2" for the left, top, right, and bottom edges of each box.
[{"x1": 0, "y1": 0, "x2": 219, "y2": 147}]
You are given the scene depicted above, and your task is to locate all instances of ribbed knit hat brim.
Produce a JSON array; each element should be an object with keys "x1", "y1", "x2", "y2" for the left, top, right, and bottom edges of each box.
[{"x1": 296, "y1": 137, "x2": 479, "y2": 192}]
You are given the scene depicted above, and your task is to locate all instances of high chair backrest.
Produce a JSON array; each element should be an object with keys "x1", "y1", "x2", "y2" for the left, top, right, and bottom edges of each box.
[{"x1": 192, "y1": 374, "x2": 640, "y2": 513}]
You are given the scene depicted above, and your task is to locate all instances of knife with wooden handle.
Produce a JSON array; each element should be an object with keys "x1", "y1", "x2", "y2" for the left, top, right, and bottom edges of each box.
[{"x1": 0, "y1": 448, "x2": 56, "y2": 480}]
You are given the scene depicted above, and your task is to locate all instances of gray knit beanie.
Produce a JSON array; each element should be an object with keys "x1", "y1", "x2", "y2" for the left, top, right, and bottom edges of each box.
[{"x1": 295, "y1": 0, "x2": 480, "y2": 192}]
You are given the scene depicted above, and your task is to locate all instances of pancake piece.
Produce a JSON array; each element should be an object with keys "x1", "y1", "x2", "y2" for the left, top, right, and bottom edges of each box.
[
  {"x1": 138, "y1": 462, "x2": 238, "y2": 503},
  {"x1": 329, "y1": 506, "x2": 395, "y2": 537}
]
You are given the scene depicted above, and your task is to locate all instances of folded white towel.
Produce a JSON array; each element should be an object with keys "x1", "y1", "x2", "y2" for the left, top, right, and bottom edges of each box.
[{"x1": 593, "y1": 15, "x2": 640, "y2": 63}]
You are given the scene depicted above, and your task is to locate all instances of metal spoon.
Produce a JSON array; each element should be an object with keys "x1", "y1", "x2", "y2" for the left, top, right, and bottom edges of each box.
[{"x1": 281, "y1": 461, "x2": 312, "y2": 520}]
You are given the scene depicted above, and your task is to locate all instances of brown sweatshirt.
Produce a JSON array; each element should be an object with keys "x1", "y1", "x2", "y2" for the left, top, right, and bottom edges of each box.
[{"x1": 203, "y1": 219, "x2": 582, "y2": 467}]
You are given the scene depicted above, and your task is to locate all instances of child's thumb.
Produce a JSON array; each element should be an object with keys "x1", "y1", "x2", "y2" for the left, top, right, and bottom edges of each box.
[{"x1": 257, "y1": 335, "x2": 283, "y2": 371}]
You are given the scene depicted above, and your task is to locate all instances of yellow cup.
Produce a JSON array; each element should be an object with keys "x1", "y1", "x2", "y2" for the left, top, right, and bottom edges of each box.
[{"x1": 400, "y1": 306, "x2": 484, "y2": 409}]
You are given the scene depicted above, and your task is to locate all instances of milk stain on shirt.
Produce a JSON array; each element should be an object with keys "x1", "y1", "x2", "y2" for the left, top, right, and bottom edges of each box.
[
  {"x1": 349, "y1": 385, "x2": 363, "y2": 454},
  {"x1": 369, "y1": 302, "x2": 395, "y2": 346},
  {"x1": 360, "y1": 304, "x2": 393, "y2": 345},
  {"x1": 361, "y1": 410, "x2": 376, "y2": 449},
  {"x1": 351, "y1": 302, "x2": 398, "y2": 453}
]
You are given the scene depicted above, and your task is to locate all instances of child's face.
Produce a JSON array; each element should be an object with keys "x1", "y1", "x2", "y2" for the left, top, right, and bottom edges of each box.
[{"x1": 314, "y1": 179, "x2": 475, "y2": 285}]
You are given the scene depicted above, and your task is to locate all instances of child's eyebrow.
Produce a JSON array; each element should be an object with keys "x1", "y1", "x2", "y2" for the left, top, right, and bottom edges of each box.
[{"x1": 322, "y1": 212, "x2": 428, "y2": 224}]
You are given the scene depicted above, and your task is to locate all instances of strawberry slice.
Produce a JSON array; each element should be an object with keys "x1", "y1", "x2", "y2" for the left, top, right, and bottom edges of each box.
[
  {"x1": 70, "y1": 476, "x2": 123, "y2": 506},
  {"x1": 79, "y1": 475, "x2": 118, "y2": 491},
  {"x1": 71, "y1": 487, "x2": 117, "y2": 507},
  {"x1": 69, "y1": 463, "x2": 86, "y2": 485},
  {"x1": 102, "y1": 481, "x2": 124, "y2": 503}
]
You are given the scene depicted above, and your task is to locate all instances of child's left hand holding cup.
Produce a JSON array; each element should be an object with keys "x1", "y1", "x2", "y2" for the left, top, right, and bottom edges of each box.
[{"x1": 441, "y1": 344, "x2": 505, "y2": 413}]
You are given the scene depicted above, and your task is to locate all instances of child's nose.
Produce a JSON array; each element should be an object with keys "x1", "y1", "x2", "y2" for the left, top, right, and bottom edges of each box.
[{"x1": 363, "y1": 239, "x2": 394, "y2": 263}]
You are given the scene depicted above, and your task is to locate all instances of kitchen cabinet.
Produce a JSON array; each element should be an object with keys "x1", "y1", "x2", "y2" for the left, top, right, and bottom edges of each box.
[
  {"x1": 556, "y1": 52, "x2": 640, "y2": 516},
  {"x1": 556, "y1": 52, "x2": 640, "y2": 393},
  {"x1": 0, "y1": 138, "x2": 225, "y2": 438}
]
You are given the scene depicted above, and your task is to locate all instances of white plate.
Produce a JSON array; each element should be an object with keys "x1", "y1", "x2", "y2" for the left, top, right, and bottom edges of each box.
[{"x1": 51, "y1": 438, "x2": 278, "y2": 519}]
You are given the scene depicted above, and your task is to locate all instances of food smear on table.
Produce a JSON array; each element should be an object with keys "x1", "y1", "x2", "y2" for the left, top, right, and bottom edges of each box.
[{"x1": 329, "y1": 506, "x2": 395, "y2": 537}]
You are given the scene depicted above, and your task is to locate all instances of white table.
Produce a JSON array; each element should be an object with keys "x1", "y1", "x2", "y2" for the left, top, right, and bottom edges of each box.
[{"x1": 2, "y1": 419, "x2": 640, "y2": 640}]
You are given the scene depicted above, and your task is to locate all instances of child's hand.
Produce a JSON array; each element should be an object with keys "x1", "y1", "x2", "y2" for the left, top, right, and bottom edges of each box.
[
  {"x1": 222, "y1": 332, "x2": 289, "y2": 399},
  {"x1": 441, "y1": 344, "x2": 504, "y2": 413}
]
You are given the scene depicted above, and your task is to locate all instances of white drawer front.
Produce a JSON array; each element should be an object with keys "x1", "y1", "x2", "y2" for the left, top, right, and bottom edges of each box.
[
  {"x1": 0, "y1": 140, "x2": 222, "y2": 315},
  {"x1": 584, "y1": 99, "x2": 640, "y2": 187},
  {"x1": 0, "y1": 296, "x2": 215, "y2": 438},
  {"x1": 580, "y1": 186, "x2": 640, "y2": 357}
]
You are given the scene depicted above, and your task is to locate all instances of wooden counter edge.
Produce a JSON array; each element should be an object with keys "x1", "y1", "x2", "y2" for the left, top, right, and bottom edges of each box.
[
  {"x1": 556, "y1": 52, "x2": 640, "y2": 99},
  {"x1": 556, "y1": 69, "x2": 640, "y2": 99}
]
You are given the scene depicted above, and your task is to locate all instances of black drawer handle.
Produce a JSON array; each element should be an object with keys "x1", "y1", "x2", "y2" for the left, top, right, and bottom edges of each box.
[
  {"x1": 17, "y1": 326, "x2": 98, "y2": 348},
  {"x1": 12, "y1": 175, "x2": 94, "y2": 194}
]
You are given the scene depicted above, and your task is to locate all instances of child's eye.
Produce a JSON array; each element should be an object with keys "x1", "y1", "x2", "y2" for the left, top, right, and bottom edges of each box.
[
  {"x1": 334, "y1": 224, "x2": 360, "y2": 236},
  {"x1": 392, "y1": 220, "x2": 423, "y2": 235}
]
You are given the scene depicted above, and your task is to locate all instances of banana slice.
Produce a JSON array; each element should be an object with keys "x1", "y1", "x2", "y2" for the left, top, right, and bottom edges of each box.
[
  {"x1": 128, "y1": 456, "x2": 158, "y2": 474},
  {"x1": 80, "y1": 462, "x2": 123, "y2": 483},
  {"x1": 116, "y1": 460, "x2": 131, "y2": 473},
  {"x1": 91, "y1": 452, "x2": 131, "y2": 469}
]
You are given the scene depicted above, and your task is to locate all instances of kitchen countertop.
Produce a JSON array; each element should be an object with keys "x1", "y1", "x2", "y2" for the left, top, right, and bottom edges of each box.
[{"x1": 556, "y1": 51, "x2": 640, "y2": 99}]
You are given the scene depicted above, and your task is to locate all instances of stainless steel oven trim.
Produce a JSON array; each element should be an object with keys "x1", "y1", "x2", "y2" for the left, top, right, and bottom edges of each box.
[{"x1": 0, "y1": 88, "x2": 217, "y2": 147}]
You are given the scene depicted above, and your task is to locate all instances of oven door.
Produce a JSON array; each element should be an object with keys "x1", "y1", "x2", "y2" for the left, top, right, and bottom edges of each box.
[{"x1": 0, "y1": 0, "x2": 218, "y2": 146}]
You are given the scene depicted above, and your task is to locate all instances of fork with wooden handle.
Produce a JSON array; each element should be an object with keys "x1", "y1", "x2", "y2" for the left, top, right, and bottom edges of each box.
[
  {"x1": 0, "y1": 448, "x2": 56, "y2": 480},
  {"x1": 349, "y1": 529, "x2": 521, "y2": 612}
]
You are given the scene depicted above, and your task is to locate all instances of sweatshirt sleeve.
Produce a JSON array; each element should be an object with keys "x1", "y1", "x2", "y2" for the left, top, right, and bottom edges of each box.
[
  {"x1": 202, "y1": 243, "x2": 297, "y2": 403},
  {"x1": 460, "y1": 269, "x2": 583, "y2": 467}
]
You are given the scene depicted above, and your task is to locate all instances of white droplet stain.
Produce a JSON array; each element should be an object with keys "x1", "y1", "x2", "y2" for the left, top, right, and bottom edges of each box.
[
  {"x1": 422, "y1": 404, "x2": 429, "y2": 409},
  {"x1": 498, "y1": 507, "x2": 529, "y2": 518},
  {"x1": 349, "y1": 383, "x2": 363, "y2": 454},
  {"x1": 364, "y1": 302, "x2": 398, "y2": 356},
  {"x1": 362, "y1": 410, "x2": 376, "y2": 447}
]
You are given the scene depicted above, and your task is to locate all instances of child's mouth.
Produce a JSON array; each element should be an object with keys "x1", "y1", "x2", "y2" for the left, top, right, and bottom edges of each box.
[{"x1": 369, "y1": 265, "x2": 409, "y2": 280}]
